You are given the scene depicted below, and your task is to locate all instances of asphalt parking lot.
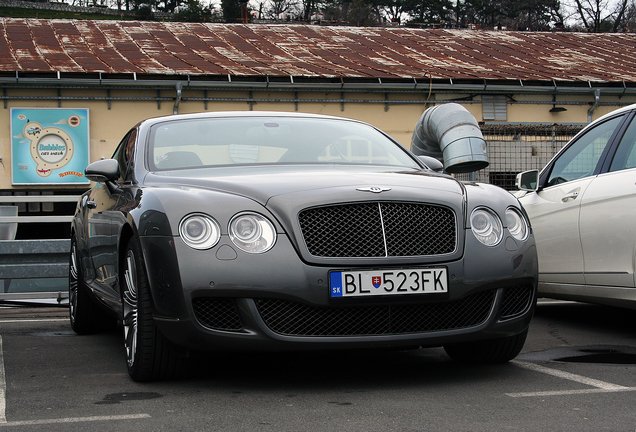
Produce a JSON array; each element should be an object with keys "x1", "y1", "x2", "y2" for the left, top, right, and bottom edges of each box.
[{"x1": 0, "y1": 299, "x2": 635, "y2": 431}]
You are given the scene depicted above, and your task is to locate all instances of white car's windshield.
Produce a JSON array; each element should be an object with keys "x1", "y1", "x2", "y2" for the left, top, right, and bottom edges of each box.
[{"x1": 148, "y1": 117, "x2": 419, "y2": 170}]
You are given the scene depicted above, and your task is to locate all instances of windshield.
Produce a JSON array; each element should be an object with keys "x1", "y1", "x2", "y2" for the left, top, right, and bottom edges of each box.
[{"x1": 147, "y1": 116, "x2": 419, "y2": 171}]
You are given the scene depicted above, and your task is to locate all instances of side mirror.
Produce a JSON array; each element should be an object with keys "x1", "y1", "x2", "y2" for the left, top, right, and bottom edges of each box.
[
  {"x1": 516, "y1": 170, "x2": 539, "y2": 191},
  {"x1": 418, "y1": 155, "x2": 445, "y2": 172},
  {"x1": 85, "y1": 159, "x2": 120, "y2": 183}
]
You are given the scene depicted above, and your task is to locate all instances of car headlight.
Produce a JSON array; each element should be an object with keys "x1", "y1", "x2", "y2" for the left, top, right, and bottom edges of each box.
[
  {"x1": 229, "y1": 213, "x2": 276, "y2": 253},
  {"x1": 505, "y1": 207, "x2": 529, "y2": 241},
  {"x1": 470, "y1": 207, "x2": 503, "y2": 246},
  {"x1": 179, "y1": 214, "x2": 221, "y2": 250}
]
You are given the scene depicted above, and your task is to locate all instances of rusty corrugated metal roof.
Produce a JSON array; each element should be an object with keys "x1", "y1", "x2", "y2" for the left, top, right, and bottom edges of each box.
[{"x1": 2, "y1": 18, "x2": 636, "y2": 82}]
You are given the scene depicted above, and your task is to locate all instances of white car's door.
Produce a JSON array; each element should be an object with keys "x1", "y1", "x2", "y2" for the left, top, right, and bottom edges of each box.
[
  {"x1": 520, "y1": 114, "x2": 626, "y2": 287},
  {"x1": 580, "y1": 116, "x2": 636, "y2": 289},
  {"x1": 521, "y1": 177, "x2": 593, "y2": 285}
]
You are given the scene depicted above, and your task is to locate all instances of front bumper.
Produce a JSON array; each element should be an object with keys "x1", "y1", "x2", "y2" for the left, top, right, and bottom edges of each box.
[{"x1": 140, "y1": 233, "x2": 538, "y2": 352}]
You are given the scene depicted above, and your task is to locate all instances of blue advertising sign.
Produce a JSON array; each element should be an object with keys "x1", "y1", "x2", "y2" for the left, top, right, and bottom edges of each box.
[{"x1": 10, "y1": 108, "x2": 90, "y2": 185}]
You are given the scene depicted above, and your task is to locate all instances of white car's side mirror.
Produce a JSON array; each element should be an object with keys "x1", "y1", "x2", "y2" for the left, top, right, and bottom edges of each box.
[{"x1": 516, "y1": 170, "x2": 539, "y2": 191}]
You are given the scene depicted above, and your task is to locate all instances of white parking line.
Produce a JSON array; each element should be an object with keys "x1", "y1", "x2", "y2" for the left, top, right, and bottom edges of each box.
[
  {"x1": 0, "y1": 414, "x2": 151, "y2": 427},
  {"x1": 508, "y1": 361, "x2": 636, "y2": 397},
  {"x1": 0, "y1": 336, "x2": 6, "y2": 424},
  {"x1": 0, "y1": 319, "x2": 68, "y2": 324}
]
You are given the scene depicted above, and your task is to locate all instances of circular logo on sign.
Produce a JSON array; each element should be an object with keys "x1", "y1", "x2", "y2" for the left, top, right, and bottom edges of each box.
[
  {"x1": 23, "y1": 122, "x2": 74, "y2": 177},
  {"x1": 68, "y1": 115, "x2": 81, "y2": 127},
  {"x1": 37, "y1": 133, "x2": 68, "y2": 164}
]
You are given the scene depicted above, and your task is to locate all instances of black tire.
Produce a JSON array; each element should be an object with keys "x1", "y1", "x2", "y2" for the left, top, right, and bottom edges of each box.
[
  {"x1": 443, "y1": 328, "x2": 528, "y2": 364},
  {"x1": 69, "y1": 239, "x2": 113, "y2": 334},
  {"x1": 122, "y1": 237, "x2": 187, "y2": 381}
]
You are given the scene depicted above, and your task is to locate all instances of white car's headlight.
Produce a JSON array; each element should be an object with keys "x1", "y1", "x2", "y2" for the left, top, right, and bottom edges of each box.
[
  {"x1": 505, "y1": 207, "x2": 529, "y2": 241},
  {"x1": 470, "y1": 207, "x2": 503, "y2": 246},
  {"x1": 229, "y1": 213, "x2": 276, "y2": 253},
  {"x1": 179, "y1": 214, "x2": 221, "y2": 250}
]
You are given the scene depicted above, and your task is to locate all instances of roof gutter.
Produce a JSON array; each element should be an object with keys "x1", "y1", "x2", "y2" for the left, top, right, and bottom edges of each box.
[{"x1": 2, "y1": 76, "x2": 636, "y2": 97}]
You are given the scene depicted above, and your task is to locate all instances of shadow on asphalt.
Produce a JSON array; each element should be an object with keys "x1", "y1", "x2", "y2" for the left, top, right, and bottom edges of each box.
[
  {"x1": 534, "y1": 300, "x2": 636, "y2": 334},
  {"x1": 183, "y1": 347, "x2": 521, "y2": 391}
]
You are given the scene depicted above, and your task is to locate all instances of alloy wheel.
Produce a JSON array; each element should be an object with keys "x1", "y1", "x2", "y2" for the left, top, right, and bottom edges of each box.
[
  {"x1": 69, "y1": 242, "x2": 79, "y2": 325},
  {"x1": 123, "y1": 249, "x2": 139, "y2": 368}
]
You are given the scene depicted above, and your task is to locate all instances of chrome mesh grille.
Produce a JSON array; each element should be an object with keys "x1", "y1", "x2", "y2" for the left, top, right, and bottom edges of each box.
[
  {"x1": 298, "y1": 202, "x2": 456, "y2": 258},
  {"x1": 192, "y1": 298, "x2": 243, "y2": 331},
  {"x1": 254, "y1": 291, "x2": 495, "y2": 336},
  {"x1": 499, "y1": 286, "x2": 534, "y2": 320}
]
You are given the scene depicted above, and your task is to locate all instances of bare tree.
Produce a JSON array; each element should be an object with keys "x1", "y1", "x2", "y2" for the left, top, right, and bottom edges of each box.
[
  {"x1": 623, "y1": 0, "x2": 636, "y2": 31},
  {"x1": 378, "y1": 0, "x2": 412, "y2": 23},
  {"x1": 266, "y1": 0, "x2": 298, "y2": 18},
  {"x1": 548, "y1": 0, "x2": 570, "y2": 27},
  {"x1": 299, "y1": 0, "x2": 320, "y2": 20},
  {"x1": 611, "y1": 0, "x2": 630, "y2": 30},
  {"x1": 571, "y1": 0, "x2": 629, "y2": 31}
]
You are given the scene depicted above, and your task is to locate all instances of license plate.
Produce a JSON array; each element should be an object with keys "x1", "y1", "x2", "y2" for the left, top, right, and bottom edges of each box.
[{"x1": 329, "y1": 268, "x2": 448, "y2": 298}]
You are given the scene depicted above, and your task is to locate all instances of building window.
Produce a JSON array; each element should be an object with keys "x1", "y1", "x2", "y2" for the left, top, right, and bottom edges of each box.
[{"x1": 482, "y1": 95, "x2": 507, "y2": 121}]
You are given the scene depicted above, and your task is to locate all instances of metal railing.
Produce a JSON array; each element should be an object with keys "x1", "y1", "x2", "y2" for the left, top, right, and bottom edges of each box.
[
  {"x1": 0, "y1": 195, "x2": 77, "y2": 223},
  {"x1": 0, "y1": 195, "x2": 80, "y2": 304}
]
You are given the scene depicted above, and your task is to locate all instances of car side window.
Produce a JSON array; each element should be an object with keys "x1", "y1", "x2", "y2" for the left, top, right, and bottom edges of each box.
[
  {"x1": 609, "y1": 116, "x2": 636, "y2": 172},
  {"x1": 546, "y1": 115, "x2": 623, "y2": 187},
  {"x1": 113, "y1": 129, "x2": 137, "y2": 181}
]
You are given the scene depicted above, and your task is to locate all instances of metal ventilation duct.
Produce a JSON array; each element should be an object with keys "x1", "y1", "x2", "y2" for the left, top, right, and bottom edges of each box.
[{"x1": 411, "y1": 103, "x2": 489, "y2": 174}]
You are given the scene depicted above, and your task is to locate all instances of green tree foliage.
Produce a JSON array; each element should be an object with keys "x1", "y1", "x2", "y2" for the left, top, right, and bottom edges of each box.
[
  {"x1": 322, "y1": 0, "x2": 379, "y2": 24},
  {"x1": 137, "y1": 4, "x2": 154, "y2": 18},
  {"x1": 408, "y1": 0, "x2": 453, "y2": 25},
  {"x1": 453, "y1": 0, "x2": 561, "y2": 29},
  {"x1": 264, "y1": 0, "x2": 297, "y2": 19},
  {"x1": 504, "y1": 0, "x2": 563, "y2": 30},
  {"x1": 299, "y1": 0, "x2": 320, "y2": 20},
  {"x1": 174, "y1": 0, "x2": 211, "y2": 21},
  {"x1": 222, "y1": 0, "x2": 243, "y2": 22},
  {"x1": 374, "y1": 0, "x2": 411, "y2": 22}
]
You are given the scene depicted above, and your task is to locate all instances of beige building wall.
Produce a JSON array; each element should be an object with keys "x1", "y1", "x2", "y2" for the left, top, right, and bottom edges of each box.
[{"x1": 1, "y1": 87, "x2": 635, "y2": 191}]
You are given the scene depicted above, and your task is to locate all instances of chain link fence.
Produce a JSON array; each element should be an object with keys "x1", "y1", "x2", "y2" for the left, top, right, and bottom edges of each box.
[{"x1": 455, "y1": 123, "x2": 586, "y2": 190}]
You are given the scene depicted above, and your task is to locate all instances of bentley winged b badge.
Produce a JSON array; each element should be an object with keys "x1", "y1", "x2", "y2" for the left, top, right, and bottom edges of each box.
[{"x1": 356, "y1": 186, "x2": 392, "y2": 194}]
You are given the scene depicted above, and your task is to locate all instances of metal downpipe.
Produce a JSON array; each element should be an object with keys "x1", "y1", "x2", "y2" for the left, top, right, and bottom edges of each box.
[
  {"x1": 587, "y1": 89, "x2": 601, "y2": 123},
  {"x1": 173, "y1": 82, "x2": 183, "y2": 115}
]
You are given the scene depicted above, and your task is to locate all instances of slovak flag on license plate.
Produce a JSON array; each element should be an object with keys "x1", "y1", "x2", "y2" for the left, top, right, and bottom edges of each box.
[{"x1": 372, "y1": 276, "x2": 381, "y2": 288}]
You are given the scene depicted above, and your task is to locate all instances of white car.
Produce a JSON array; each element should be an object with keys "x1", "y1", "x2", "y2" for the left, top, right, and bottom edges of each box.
[{"x1": 517, "y1": 103, "x2": 636, "y2": 309}]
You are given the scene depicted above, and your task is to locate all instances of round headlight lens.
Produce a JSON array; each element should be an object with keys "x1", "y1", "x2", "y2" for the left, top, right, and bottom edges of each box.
[
  {"x1": 506, "y1": 207, "x2": 529, "y2": 241},
  {"x1": 179, "y1": 214, "x2": 221, "y2": 250},
  {"x1": 470, "y1": 208, "x2": 503, "y2": 246},
  {"x1": 229, "y1": 213, "x2": 276, "y2": 253}
]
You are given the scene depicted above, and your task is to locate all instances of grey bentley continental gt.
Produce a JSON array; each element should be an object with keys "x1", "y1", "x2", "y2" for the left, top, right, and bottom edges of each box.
[{"x1": 70, "y1": 110, "x2": 538, "y2": 381}]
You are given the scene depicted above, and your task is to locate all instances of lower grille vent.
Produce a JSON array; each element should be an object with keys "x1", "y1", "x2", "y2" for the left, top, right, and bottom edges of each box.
[
  {"x1": 193, "y1": 298, "x2": 243, "y2": 331},
  {"x1": 254, "y1": 291, "x2": 495, "y2": 337},
  {"x1": 499, "y1": 286, "x2": 534, "y2": 320}
]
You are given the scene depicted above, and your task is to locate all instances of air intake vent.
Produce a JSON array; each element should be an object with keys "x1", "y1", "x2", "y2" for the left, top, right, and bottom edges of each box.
[
  {"x1": 192, "y1": 298, "x2": 243, "y2": 332},
  {"x1": 500, "y1": 286, "x2": 534, "y2": 320}
]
